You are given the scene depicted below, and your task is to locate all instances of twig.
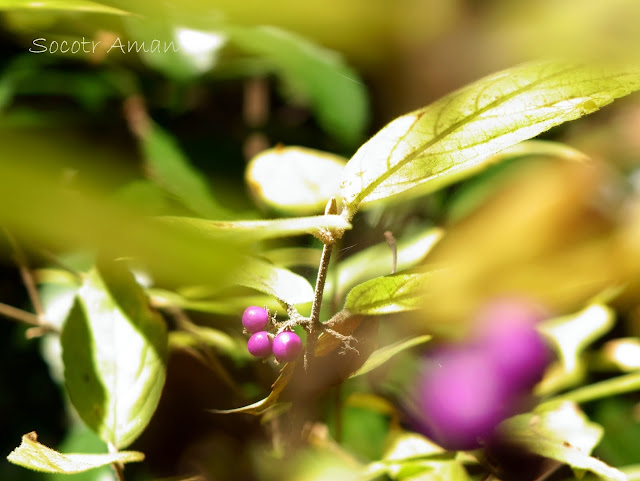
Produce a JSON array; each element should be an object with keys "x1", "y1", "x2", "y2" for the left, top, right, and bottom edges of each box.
[
  {"x1": 384, "y1": 231, "x2": 397, "y2": 274},
  {"x1": 108, "y1": 442, "x2": 125, "y2": 481},
  {"x1": 0, "y1": 302, "x2": 41, "y2": 327},
  {"x1": 304, "y1": 199, "x2": 338, "y2": 370},
  {"x1": 4, "y1": 229, "x2": 44, "y2": 318}
]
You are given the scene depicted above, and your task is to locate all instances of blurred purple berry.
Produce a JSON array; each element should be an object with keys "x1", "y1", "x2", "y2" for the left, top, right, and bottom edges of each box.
[
  {"x1": 412, "y1": 347, "x2": 510, "y2": 450},
  {"x1": 242, "y1": 306, "x2": 270, "y2": 333},
  {"x1": 247, "y1": 331, "x2": 272, "y2": 358},
  {"x1": 474, "y1": 299, "x2": 550, "y2": 390},
  {"x1": 272, "y1": 331, "x2": 303, "y2": 362}
]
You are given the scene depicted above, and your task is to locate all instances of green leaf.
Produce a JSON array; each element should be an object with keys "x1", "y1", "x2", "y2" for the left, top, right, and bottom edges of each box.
[
  {"x1": 500, "y1": 402, "x2": 625, "y2": 481},
  {"x1": 0, "y1": 0, "x2": 130, "y2": 14},
  {"x1": 350, "y1": 335, "x2": 431, "y2": 378},
  {"x1": 344, "y1": 271, "x2": 434, "y2": 315},
  {"x1": 141, "y1": 122, "x2": 227, "y2": 219},
  {"x1": 328, "y1": 226, "x2": 443, "y2": 302},
  {"x1": 226, "y1": 25, "x2": 369, "y2": 145},
  {"x1": 7, "y1": 432, "x2": 144, "y2": 474},
  {"x1": 544, "y1": 371, "x2": 640, "y2": 406},
  {"x1": 263, "y1": 247, "x2": 323, "y2": 268},
  {"x1": 234, "y1": 256, "x2": 315, "y2": 306},
  {"x1": 61, "y1": 261, "x2": 168, "y2": 448},
  {"x1": 155, "y1": 214, "x2": 350, "y2": 241},
  {"x1": 209, "y1": 365, "x2": 294, "y2": 415},
  {"x1": 536, "y1": 304, "x2": 615, "y2": 396},
  {"x1": 339, "y1": 60, "x2": 640, "y2": 216},
  {"x1": 245, "y1": 146, "x2": 347, "y2": 215}
]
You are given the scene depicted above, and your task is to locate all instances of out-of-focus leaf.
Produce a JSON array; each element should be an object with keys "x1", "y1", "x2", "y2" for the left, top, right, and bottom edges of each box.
[
  {"x1": 61, "y1": 261, "x2": 168, "y2": 448},
  {"x1": 246, "y1": 146, "x2": 347, "y2": 215},
  {"x1": 545, "y1": 371, "x2": 640, "y2": 406},
  {"x1": 234, "y1": 257, "x2": 314, "y2": 306},
  {"x1": 500, "y1": 402, "x2": 625, "y2": 481},
  {"x1": 0, "y1": 0, "x2": 130, "y2": 14},
  {"x1": 263, "y1": 247, "x2": 323, "y2": 268},
  {"x1": 124, "y1": 16, "x2": 227, "y2": 79},
  {"x1": 601, "y1": 338, "x2": 640, "y2": 371},
  {"x1": 340, "y1": 60, "x2": 640, "y2": 216},
  {"x1": 0, "y1": 161, "x2": 244, "y2": 288},
  {"x1": 592, "y1": 398, "x2": 640, "y2": 466},
  {"x1": 7, "y1": 432, "x2": 143, "y2": 474},
  {"x1": 413, "y1": 159, "x2": 634, "y2": 336},
  {"x1": 364, "y1": 429, "x2": 461, "y2": 480},
  {"x1": 141, "y1": 122, "x2": 226, "y2": 219},
  {"x1": 345, "y1": 271, "x2": 434, "y2": 315},
  {"x1": 446, "y1": 140, "x2": 590, "y2": 222},
  {"x1": 155, "y1": 214, "x2": 350, "y2": 242},
  {"x1": 536, "y1": 304, "x2": 615, "y2": 396},
  {"x1": 328, "y1": 226, "x2": 443, "y2": 302},
  {"x1": 226, "y1": 25, "x2": 369, "y2": 146},
  {"x1": 350, "y1": 335, "x2": 431, "y2": 378},
  {"x1": 114, "y1": 180, "x2": 172, "y2": 216}
]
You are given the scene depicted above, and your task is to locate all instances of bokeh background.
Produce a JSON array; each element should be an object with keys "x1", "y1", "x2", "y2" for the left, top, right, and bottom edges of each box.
[{"x1": 1, "y1": 1, "x2": 640, "y2": 480}]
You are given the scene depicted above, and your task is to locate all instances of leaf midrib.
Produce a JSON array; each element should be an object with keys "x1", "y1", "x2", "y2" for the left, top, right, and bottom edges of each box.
[{"x1": 351, "y1": 64, "x2": 583, "y2": 209}]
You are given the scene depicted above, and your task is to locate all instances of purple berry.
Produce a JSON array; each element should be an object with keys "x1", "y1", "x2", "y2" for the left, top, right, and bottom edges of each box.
[
  {"x1": 272, "y1": 331, "x2": 303, "y2": 363},
  {"x1": 242, "y1": 306, "x2": 270, "y2": 333},
  {"x1": 411, "y1": 347, "x2": 510, "y2": 450},
  {"x1": 247, "y1": 331, "x2": 272, "y2": 358},
  {"x1": 474, "y1": 299, "x2": 550, "y2": 390}
]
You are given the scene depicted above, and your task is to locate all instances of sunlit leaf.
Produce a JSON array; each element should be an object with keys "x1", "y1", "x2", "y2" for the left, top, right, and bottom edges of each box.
[
  {"x1": 344, "y1": 271, "x2": 434, "y2": 315},
  {"x1": 61, "y1": 260, "x2": 168, "y2": 448},
  {"x1": 155, "y1": 214, "x2": 350, "y2": 242},
  {"x1": 246, "y1": 146, "x2": 347, "y2": 215},
  {"x1": 328, "y1": 226, "x2": 443, "y2": 302},
  {"x1": 234, "y1": 256, "x2": 314, "y2": 306},
  {"x1": 602, "y1": 338, "x2": 640, "y2": 371},
  {"x1": 226, "y1": 25, "x2": 369, "y2": 145},
  {"x1": 536, "y1": 304, "x2": 615, "y2": 396},
  {"x1": 500, "y1": 402, "x2": 625, "y2": 481},
  {"x1": 0, "y1": 0, "x2": 130, "y2": 14},
  {"x1": 350, "y1": 335, "x2": 431, "y2": 378},
  {"x1": 7, "y1": 432, "x2": 143, "y2": 474},
  {"x1": 340, "y1": 60, "x2": 640, "y2": 216},
  {"x1": 141, "y1": 122, "x2": 227, "y2": 219}
]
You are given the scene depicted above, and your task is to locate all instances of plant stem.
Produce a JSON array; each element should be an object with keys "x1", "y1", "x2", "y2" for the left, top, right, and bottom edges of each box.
[
  {"x1": 0, "y1": 302, "x2": 41, "y2": 327},
  {"x1": 108, "y1": 443, "x2": 125, "y2": 481},
  {"x1": 305, "y1": 198, "x2": 339, "y2": 370},
  {"x1": 4, "y1": 229, "x2": 44, "y2": 318}
]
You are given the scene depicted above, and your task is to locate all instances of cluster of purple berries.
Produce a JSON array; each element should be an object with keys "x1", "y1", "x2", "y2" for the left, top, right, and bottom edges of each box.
[
  {"x1": 409, "y1": 299, "x2": 551, "y2": 451},
  {"x1": 242, "y1": 306, "x2": 303, "y2": 363}
]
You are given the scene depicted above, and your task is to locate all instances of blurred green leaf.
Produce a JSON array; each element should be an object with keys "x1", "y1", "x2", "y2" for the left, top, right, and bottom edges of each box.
[
  {"x1": 141, "y1": 121, "x2": 228, "y2": 219},
  {"x1": 500, "y1": 402, "x2": 625, "y2": 481},
  {"x1": 155, "y1": 214, "x2": 351, "y2": 242},
  {"x1": 536, "y1": 304, "x2": 615, "y2": 396},
  {"x1": 328, "y1": 226, "x2": 443, "y2": 302},
  {"x1": 340, "y1": 60, "x2": 640, "y2": 216},
  {"x1": 7, "y1": 432, "x2": 143, "y2": 474},
  {"x1": 344, "y1": 271, "x2": 434, "y2": 315},
  {"x1": 226, "y1": 25, "x2": 369, "y2": 145},
  {"x1": 592, "y1": 398, "x2": 640, "y2": 466},
  {"x1": 0, "y1": 161, "x2": 244, "y2": 288},
  {"x1": 245, "y1": 146, "x2": 347, "y2": 215},
  {"x1": 235, "y1": 256, "x2": 314, "y2": 306},
  {"x1": 263, "y1": 247, "x2": 323, "y2": 268},
  {"x1": 350, "y1": 335, "x2": 431, "y2": 378},
  {"x1": 446, "y1": 140, "x2": 590, "y2": 222},
  {"x1": 0, "y1": 0, "x2": 130, "y2": 14},
  {"x1": 545, "y1": 371, "x2": 640, "y2": 406},
  {"x1": 61, "y1": 260, "x2": 168, "y2": 448}
]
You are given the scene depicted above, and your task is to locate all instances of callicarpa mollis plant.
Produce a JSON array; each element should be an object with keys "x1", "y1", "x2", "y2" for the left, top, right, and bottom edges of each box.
[{"x1": 2, "y1": 33, "x2": 640, "y2": 481}]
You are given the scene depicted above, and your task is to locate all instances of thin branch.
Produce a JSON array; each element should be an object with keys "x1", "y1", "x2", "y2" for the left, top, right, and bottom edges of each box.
[
  {"x1": 384, "y1": 231, "x2": 397, "y2": 274},
  {"x1": 4, "y1": 229, "x2": 44, "y2": 318},
  {"x1": 108, "y1": 443, "x2": 125, "y2": 481},
  {"x1": 0, "y1": 302, "x2": 42, "y2": 327}
]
